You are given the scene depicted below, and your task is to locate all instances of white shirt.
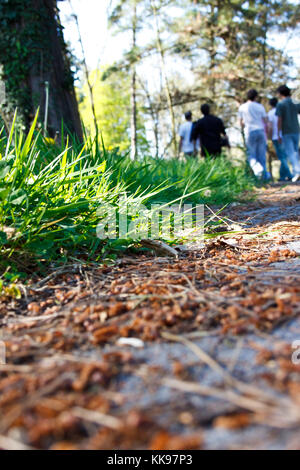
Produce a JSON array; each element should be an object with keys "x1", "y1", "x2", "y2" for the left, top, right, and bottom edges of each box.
[
  {"x1": 268, "y1": 108, "x2": 281, "y2": 140},
  {"x1": 179, "y1": 121, "x2": 194, "y2": 153},
  {"x1": 238, "y1": 101, "x2": 267, "y2": 136}
]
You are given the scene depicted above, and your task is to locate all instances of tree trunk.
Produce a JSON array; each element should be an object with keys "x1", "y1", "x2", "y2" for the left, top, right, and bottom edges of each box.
[
  {"x1": 150, "y1": 0, "x2": 177, "y2": 157},
  {"x1": 68, "y1": 1, "x2": 98, "y2": 138},
  {"x1": 130, "y1": 0, "x2": 138, "y2": 160},
  {"x1": 0, "y1": 0, "x2": 82, "y2": 140},
  {"x1": 139, "y1": 78, "x2": 160, "y2": 158}
]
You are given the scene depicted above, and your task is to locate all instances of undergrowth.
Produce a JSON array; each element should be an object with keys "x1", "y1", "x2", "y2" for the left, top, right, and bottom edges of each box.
[{"x1": 0, "y1": 113, "x2": 254, "y2": 285}]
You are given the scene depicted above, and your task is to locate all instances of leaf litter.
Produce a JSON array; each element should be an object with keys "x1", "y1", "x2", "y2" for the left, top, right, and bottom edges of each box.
[{"x1": 0, "y1": 184, "x2": 300, "y2": 449}]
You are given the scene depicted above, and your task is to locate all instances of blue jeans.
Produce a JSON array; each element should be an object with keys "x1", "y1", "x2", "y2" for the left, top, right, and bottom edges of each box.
[
  {"x1": 272, "y1": 140, "x2": 292, "y2": 180},
  {"x1": 282, "y1": 133, "x2": 300, "y2": 175},
  {"x1": 247, "y1": 129, "x2": 268, "y2": 177}
]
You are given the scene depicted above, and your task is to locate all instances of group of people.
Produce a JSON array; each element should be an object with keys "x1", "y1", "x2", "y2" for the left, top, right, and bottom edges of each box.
[
  {"x1": 179, "y1": 104, "x2": 229, "y2": 159},
  {"x1": 179, "y1": 84, "x2": 300, "y2": 182}
]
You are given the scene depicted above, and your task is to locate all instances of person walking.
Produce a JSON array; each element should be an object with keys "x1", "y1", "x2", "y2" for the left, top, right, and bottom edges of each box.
[
  {"x1": 191, "y1": 104, "x2": 227, "y2": 158},
  {"x1": 238, "y1": 89, "x2": 270, "y2": 180},
  {"x1": 276, "y1": 85, "x2": 300, "y2": 182},
  {"x1": 268, "y1": 97, "x2": 292, "y2": 181},
  {"x1": 178, "y1": 111, "x2": 195, "y2": 158}
]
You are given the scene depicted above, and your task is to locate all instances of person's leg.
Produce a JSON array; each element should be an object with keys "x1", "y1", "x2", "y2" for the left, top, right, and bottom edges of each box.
[
  {"x1": 272, "y1": 140, "x2": 284, "y2": 179},
  {"x1": 210, "y1": 146, "x2": 222, "y2": 158},
  {"x1": 291, "y1": 133, "x2": 300, "y2": 168},
  {"x1": 292, "y1": 134, "x2": 300, "y2": 181},
  {"x1": 255, "y1": 130, "x2": 269, "y2": 178},
  {"x1": 246, "y1": 131, "x2": 255, "y2": 162},
  {"x1": 282, "y1": 134, "x2": 300, "y2": 175},
  {"x1": 272, "y1": 140, "x2": 292, "y2": 180},
  {"x1": 247, "y1": 131, "x2": 264, "y2": 177}
]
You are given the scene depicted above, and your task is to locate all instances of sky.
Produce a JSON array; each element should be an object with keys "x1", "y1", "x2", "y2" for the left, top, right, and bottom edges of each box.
[
  {"x1": 59, "y1": 0, "x2": 300, "y2": 75},
  {"x1": 59, "y1": 0, "x2": 124, "y2": 71},
  {"x1": 59, "y1": 0, "x2": 187, "y2": 98},
  {"x1": 59, "y1": 0, "x2": 299, "y2": 149}
]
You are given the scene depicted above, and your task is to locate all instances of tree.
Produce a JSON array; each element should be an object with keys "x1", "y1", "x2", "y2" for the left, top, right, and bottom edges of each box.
[
  {"x1": 150, "y1": 0, "x2": 178, "y2": 156},
  {"x1": 67, "y1": 0, "x2": 98, "y2": 138},
  {"x1": 0, "y1": 0, "x2": 82, "y2": 139},
  {"x1": 109, "y1": 0, "x2": 144, "y2": 159},
  {"x1": 105, "y1": 0, "x2": 299, "y2": 158},
  {"x1": 109, "y1": 0, "x2": 182, "y2": 157},
  {"x1": 79, "y1": 68, "x2": 149, "y2": 155},
  {"x1": 130, "y1": 0, "x2": 138, "y2": 160},
  {"x1": 171, "y1": 0, "x2": 299, "y2": 128}
]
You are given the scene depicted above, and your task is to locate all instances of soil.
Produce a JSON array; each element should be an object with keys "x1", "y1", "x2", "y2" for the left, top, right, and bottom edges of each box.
[{"x1": 0, "y1": 183, "x2": 300, "y2": 450}]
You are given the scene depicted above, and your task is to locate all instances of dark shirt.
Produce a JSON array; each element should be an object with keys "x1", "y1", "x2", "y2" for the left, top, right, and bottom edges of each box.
[
  {"x1": 191, "y1": 114, "x2": 226, "y2": 156},
  {"x1": 276, "y1": 97, "x2": 300, "y2": 135}
]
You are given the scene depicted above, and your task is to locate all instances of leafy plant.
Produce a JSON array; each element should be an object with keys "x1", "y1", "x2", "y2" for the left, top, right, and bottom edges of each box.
[{"x1": 0, "y1": 113, "x2": 254, "y2": 282}]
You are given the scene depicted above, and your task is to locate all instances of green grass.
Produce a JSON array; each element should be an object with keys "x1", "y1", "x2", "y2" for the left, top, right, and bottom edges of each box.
[
  {"x1": 0, "y1": 114, "x2": 254, "y2": 283},
  {"x1": 102, "y1": 150, "x2": 254, "y2": 205}
]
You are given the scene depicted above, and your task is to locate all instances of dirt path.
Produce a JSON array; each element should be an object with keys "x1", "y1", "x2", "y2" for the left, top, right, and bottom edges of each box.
[{"x1": 1, "y1": 184, "x2": 300, "y2": 450}]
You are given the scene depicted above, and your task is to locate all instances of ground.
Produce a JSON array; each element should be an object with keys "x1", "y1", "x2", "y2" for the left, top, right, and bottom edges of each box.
[{"x1": 0, "y1": 183, "x2": 300, "y2": 450}]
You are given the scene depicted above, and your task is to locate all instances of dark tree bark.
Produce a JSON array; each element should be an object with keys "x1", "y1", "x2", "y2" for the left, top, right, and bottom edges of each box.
[{"x1": 0, "y1": 0, "x2": 82, "y2": 140}]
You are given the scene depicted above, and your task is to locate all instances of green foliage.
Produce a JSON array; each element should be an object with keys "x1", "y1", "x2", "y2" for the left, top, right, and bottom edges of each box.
[
  {"x1": 103, "y1": 151, "x2": 254, "y2": 205},
  {"x1": 78, "y1": 69, "x2": 149, "y2": 154},
  {"x1": 107, "y1": 0, "x2": 299, "y2": 151},
  {"x1": 174, "y1": 0, "x2": 299, "y2": 104},
  {"x1": 0, "y1": 113, "x2": 123, "y2": 274},
  {"x1": 0, "y1": 112, "x2": 254, "y2": 281}
]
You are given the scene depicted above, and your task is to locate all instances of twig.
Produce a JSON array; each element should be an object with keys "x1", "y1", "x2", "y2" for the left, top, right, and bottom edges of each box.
[
  {"x1": 140, "y1": 239, "x2": 178, "y2": 257},
  {"x1": 161, "y1": 331, "x2": 280, "y2": 404},
  {"x1": 0, "y1": 364, "x2": 33, "y2": 372},
  {"x1": 162, "y1": 377, "x2": 300, "y2": 428},
  {"x1": 162, "y1": 331, "x2": 236, "y2": 386},
  {"x1": 162, "y1": 377, "x2": 268, "y2": 413},
  {"x1": 184, "y1": 329, "x2": 222, "y2": 338},
  {"x1": 71, "y1": 407, "x2": 122, "y2": 430},
  {"x1": 32, "y1": 264, "x2": 82, "y2": 288},
  {"x1": 0, "y1": 372, "x2": 74, "y2": 434},
  {"x1": 9, "y1": 313, "x2": 64, "y2": 324},
  {"x1": 0, "y1": 434, "x2": 35, "y2": 450},
  {"x1": 228, "y1": 337, "x2": 244, "y2": 373}
]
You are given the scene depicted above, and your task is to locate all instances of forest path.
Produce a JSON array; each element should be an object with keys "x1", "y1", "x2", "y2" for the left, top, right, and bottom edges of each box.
[{"x1": 1, "y1": 183, "x2": 300, "y2": 450}]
